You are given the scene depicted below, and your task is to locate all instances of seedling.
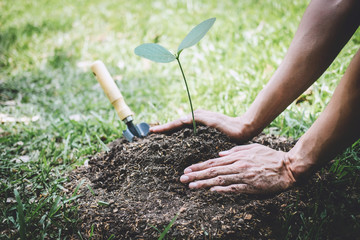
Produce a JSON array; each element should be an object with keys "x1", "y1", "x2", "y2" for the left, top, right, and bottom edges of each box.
[{"x1": 135, "y1": 17, "x2": 216, "y2": 135}]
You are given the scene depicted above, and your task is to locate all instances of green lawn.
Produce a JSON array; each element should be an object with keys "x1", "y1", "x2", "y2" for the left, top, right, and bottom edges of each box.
[{"x1": 1, "y1": 0, "x2": 359, "y2": 239}]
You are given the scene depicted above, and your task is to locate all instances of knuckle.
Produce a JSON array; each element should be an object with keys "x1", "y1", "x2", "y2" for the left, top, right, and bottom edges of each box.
[
  {"x1": 244, "y1": 184, "x2": 257, "y2": 193},
  {"x1": 230, "y1": 185, "x2": 240, "y2": 192},
  {"x1": 179, "y1": 116, "x2": 189, "y2": 124},
  {"x1": 208, "y1": 168, "x2": 218, "y2": 177},
  {"x1": 244, "y1": 172, "x2": 256, "y2": 179},
  {"x1": 235, "y1": 162, "x2": 250, "y2": 169},
  {"x1": 216, "y1": 176, "x2": 226, "y2": 185},
  {"x1": 207, "y1": 160, "x2": 216, "y2": 167}
]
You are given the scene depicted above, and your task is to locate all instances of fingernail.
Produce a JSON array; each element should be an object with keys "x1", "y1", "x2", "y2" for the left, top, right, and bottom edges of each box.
[
  {"x1": 189, "y1": 182, "x2": 197, "y2": 188},
  {"x1": 180, "y1": 175, "x2": 189, "y2": 182},
  {"x1": 184, "y1": 168, "x2": 192, "y2": 174}
]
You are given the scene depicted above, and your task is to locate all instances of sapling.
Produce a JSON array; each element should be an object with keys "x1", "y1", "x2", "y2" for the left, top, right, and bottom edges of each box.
[{"x1": 134, "y1": 17, "x2": 216, "y2": 135}]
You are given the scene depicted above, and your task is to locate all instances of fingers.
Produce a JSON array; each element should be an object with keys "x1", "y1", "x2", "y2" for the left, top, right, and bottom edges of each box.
[
  {"x1": 183, "y1": 155, "x2": 240, "y2": 174},
  {"x1": 150, "y1": 109, "x2": 221, "y2": 133},
  {"x1": 181, "y1": 165, "x2": 241, "y2": 183},
  {"x1": 183, "y1": 173, "x2": 260, "y2": 194},
  {"x1": 184, "y1": 144, "x2": 260, "y2": 173},
  {"x1": 210, "y1": 184, "x2": 259, "y2": 194},
  {"x1": 180, "y1": 144, "x2": 291, "y2": 195},
  {"x1": 186, "y1": 174, "x2": 245, "y2": 189},
  {"x1": 150, "y1": 115, "x2": 192, "y2": 133},
  {"x1": 219, "y1": 144, "x2": 260, "y2": 156}
]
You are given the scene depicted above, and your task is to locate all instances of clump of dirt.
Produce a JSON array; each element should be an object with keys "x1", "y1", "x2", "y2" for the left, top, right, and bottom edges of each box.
[{"x1": 68, "y1": 126, "x2": 360, "y2": 239}]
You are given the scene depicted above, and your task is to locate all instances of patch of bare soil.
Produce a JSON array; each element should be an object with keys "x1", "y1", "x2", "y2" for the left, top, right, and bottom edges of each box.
[{"x1": 68, "y1": 126, "x2": 360, "y2": 239}]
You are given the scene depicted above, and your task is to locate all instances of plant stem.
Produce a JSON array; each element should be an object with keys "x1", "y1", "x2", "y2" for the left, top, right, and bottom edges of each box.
[{"x1": 176, "y1": 57, "x2": 197, "y2": 135}]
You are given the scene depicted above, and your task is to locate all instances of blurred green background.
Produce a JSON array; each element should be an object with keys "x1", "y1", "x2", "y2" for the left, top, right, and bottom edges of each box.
[{"x1": 1, "y1": 0, "x2": 359, "y2": 239}]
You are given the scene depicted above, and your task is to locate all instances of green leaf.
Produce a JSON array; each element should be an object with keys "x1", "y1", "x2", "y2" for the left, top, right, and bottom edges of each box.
[
  {"x1": 177, "y1": 17, "x2": 216, "y2": 54},
  {"x1": 63, "y1": 195, "x2": 81, "y2": 204},
  {"x1": 107, "y1": 234, "x2": 115, "y2": 240},
  {"x1": 87, "y1": 184, "x2": 96, "y2": 196},
  {"x1": 158, "y1": 212, "x2": 179, "y2": 240},
  {"x1": 98, "y1": 200, "x2": 110, "y2": 206},
  {"x1": 14, "y1": 189, "x2": 26, "y2": 240},
  {"x1": 49, "y1": 195, "x2": 62, "y2": 218},
  {"x1": 95, "y1": 135, "x2": 110, "y2": 152},
  {"x1": 134, "y1": 43, "x2": 176, "y2": 63},
  {"x1": 72, "y1": 179, "x2": 85, "y2": 197}
]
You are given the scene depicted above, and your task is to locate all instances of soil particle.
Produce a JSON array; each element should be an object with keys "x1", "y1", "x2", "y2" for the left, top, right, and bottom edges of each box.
[{"x1": 68, "y1": 126, "x2": 360, "y2": 239}]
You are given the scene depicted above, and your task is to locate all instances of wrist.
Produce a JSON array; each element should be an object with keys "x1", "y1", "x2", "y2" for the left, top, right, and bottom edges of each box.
[
  {"x1": 285, "y1": 141, "x2": 318, "y2": 181},
  {"x1": 236, "y1": 115, "x2": 263, "y2": 141}
]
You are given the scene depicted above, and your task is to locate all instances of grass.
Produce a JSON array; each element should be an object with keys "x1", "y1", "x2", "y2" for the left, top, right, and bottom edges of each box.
[
  {"x1": 1, "y1": 0, "x2": 359, "y2": 239},
  {"x1": 149, "y1": 211, "x2": 180, "y2": 240}
]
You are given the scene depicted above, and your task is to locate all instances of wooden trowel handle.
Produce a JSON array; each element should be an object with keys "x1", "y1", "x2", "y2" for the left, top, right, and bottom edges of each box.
[{"x1": 91, "y1": 60, "x2": 133, "y2": 121}]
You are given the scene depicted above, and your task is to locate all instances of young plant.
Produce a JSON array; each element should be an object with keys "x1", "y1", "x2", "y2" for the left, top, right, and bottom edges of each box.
[{"x1": 134, "y1": 17, "x2": 216, "y2": 135}]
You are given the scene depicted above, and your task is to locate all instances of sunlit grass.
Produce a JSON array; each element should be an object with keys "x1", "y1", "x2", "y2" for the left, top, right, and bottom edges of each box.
[{"x1": 1, "y1": 0, "x2": 359, "y2": 238}]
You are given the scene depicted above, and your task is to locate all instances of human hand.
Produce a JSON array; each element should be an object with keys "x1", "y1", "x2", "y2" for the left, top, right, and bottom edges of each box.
[
  {"x1": 150, "y1": 109, "x2": 254, "y2": 143},
  {"x1": 180, "y1": 144, "x2": 296, "y2": 194}
]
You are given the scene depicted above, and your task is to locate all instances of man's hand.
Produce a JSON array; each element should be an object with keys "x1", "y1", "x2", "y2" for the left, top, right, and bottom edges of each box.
[
  {"x1": 150, "y1": 109, "x2": 255, "y2": 143},
  {"x1": 180, "y1": 144, "x2": 296, "y2": 194}
]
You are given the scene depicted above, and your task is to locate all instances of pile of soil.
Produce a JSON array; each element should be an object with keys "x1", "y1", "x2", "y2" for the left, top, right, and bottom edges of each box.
[{"x1": 68, "y1": 126, "x2": 360, "y2": 239}]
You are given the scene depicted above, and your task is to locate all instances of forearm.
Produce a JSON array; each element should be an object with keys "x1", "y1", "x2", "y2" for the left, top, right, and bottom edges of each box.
[
  {"x1": 287, "y1": 48, "x2": 360, "y2": 179},
  {"x1": 241, "y1": 0, "x2": 360, "y2": 136}
]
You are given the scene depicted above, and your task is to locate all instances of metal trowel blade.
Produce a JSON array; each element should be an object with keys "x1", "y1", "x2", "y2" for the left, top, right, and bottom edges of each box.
[{"x1": 123, "y1": 122, "x2": 150, "y2": 142}]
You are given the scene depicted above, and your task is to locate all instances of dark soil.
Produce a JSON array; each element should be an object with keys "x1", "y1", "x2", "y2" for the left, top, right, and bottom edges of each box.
[{"x1": 68, "y1": 126, "x2": 360, "y2": 239}]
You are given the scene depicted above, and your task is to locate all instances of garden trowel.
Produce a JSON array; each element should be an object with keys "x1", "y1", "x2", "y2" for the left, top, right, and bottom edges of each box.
[{"x1": 91, "y1": 60, "x2": 150, "y2": 142}]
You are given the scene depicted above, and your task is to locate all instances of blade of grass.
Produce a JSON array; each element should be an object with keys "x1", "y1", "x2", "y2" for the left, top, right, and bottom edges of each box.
[
  {"x1": 72, "y1": 179, "x2": 85, "y2": 197},
  {"x1": 158, "y1": 212, "x2": 179, "y2": 240},
  {"x1": 63, "y1": 195, "x2": 82, "y2": 204},
  {"x1": 14, "y1": 189, "x2": 26, "y2": 240},
  {"x1": 89, "y1": 224, "x2": 94, "y2": 240},
  {"x1": 107, "y1": 234, "x2": 115, "y2": 240},
  {"x1": 49, "y1": 195, "x2": 62, "y2": 218},
  {"x1": 95, "y1": 135, "x2": 110, "y2": 152},
  {"x1": 97, "y1": 201, "x2": 110, "y2": 206},
  {"x1": 87, "y1": 184, "x2": 96, "y2": 196}
]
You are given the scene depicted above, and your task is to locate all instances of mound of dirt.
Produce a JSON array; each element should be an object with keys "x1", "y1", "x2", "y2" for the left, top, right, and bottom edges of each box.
[{"x1": 68, "y1": 126, "x2": 360, "y2": 239}]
